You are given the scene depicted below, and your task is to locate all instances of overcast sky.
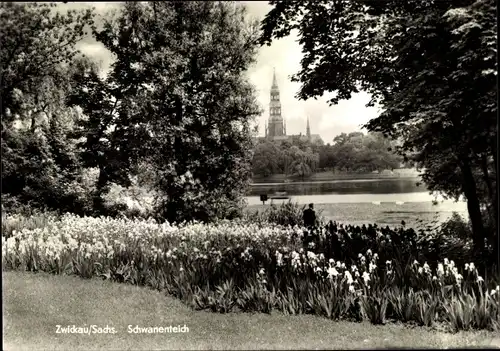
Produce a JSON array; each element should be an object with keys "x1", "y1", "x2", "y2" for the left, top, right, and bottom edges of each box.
[{"x1": 59, "y1": 1, "x2": 381, "y2": 144}]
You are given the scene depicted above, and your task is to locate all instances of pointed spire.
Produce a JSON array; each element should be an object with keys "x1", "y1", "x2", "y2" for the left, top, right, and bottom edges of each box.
[
  {"x1": 272, "y1": 67, "x2": 278, "y2": 89},
  {"x1": 306, "y1": 116, "x2": 311, "y2": 139}
]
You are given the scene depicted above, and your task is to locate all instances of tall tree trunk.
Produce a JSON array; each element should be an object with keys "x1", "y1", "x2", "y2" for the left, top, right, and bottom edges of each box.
[
  {"x1": 93, "y1": 166, "x2": 108, "y2": 214},
  {"x1": 490, "y1": 136, "x2": 497, "y2": 177},
  {"x1": 460, "y1": 157, "x2": 485, "y2": 256},
  {"x1": 479, "y1": 153, "x2": 497, "y2": 231},
  {"x1": 488, "y1": 137, "x2": 498, "y2": 271},
  {"x1": 30, "y1": 112, "x2": 36, "y2": 133},
  {"x1": 489, "y1": 136, "x2": 498, "y2": 219}
]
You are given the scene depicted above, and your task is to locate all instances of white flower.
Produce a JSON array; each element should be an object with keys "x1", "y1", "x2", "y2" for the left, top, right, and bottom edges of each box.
[
  {"x1": 358, "y1": 253, "x2": 362, "y2": 258},
  {"x1": 477, "y1": 276, "x2": 484, "y2": 283},
  {"x1": 369, "y1": 262, "x2": 376, "y2": 273},
  {"x1": 423, "y1": 262, "x2": 431, "y2": 275},
  {"x1": 432, "y1": 276, "x2": 437, "y2": 281},
  {"x1": 344, "y1": 271, "x2": 354, "y2": 285},
  {"x1": 259, "y1": 268, "x2": 265, "y2": 275},
  {"x1": 418, "y1": 267, "x2": 424, "y2": 274},
  {"x1": 386, "y1": 260, "x2": 392, "y2": 266},
  {"x1": 437, "y1": 263, "x2": 444, "y2": 276},
  {"x1": 349, "y1": 285, "x2": 355, "y2": 293},
  {"x1": 366, "y1": 249, "x2": 372, "y2": 256},
  {"x1": 329, "y1": 258, "x2": 335, "y2": 264},
  {"x1": 327, "y1": 267, "x2": 339, "y2": 278},
  {"x1": 362, "y1": 271, "x2": 370, "y2": 284},
  {"x1": 275, "y1": 251, "x2": 284, "y2": 266},
  {"x1": 444, "y1": 258, "x2": 449, "y2": 265},
  {"x1": 307, "y1": 251, "x2": 317, "y2": 260}
]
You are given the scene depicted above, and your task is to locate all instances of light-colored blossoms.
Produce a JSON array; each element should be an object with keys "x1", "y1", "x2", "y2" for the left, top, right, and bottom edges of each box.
[{"x1": 2, "y1": 213, "x2": 492, "y2": 302}]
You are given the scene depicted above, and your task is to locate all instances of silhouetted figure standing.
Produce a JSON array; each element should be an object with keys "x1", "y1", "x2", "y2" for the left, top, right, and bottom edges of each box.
[
  {"x1": 303, "y1": 203, "x2": 316, "y2": 229},
  {"x1": 326, "y1": 220, "x2": 341, "y2": 259}
]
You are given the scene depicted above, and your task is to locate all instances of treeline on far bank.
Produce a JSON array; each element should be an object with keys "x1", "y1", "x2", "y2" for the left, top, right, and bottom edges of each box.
[{"x1": 251, "y1": 131, "x2": 405, "y2": 180}]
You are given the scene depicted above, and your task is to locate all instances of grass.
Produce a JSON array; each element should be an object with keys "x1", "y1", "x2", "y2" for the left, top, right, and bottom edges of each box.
[{"x1": 4, "y1": 272, "x2": 500, "y2": 350}]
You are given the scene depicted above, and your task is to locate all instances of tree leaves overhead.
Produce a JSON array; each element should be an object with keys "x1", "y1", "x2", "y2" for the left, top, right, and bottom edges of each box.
[{"x1": 0, "y1": 2, "x2": 94, "y2": 123}]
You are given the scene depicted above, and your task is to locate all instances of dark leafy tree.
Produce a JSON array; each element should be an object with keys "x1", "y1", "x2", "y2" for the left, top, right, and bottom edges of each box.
[
  {"x1": 1, "y1": 3, "x2": 95, "y2": 214},
  {"x1": 83, "y1": 1, "x2": 262, "y2": 222},
  {"x1": 252, "y1": 142, "x2": 281, "y2": 177},
  {"x1": 65, "y1": 55, "x2": 150, "y2": 213}
]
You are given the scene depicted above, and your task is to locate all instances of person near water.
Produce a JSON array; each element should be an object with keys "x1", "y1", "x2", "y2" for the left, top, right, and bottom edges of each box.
[
  {"x1": 302, "y1": 203, "x2": 316, "y2": 248},
  {"x1": 326, "y1": 220, "x2": 341, "y2": 259},
  {"x1": 303, "y1": 203, "x2": 316, "y2": 228}
]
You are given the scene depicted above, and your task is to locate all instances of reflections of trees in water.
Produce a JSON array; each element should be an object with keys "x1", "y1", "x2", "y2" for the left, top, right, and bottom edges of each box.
[{"x1": 248, "y1": 179, "x2": 423, "y2": 196}]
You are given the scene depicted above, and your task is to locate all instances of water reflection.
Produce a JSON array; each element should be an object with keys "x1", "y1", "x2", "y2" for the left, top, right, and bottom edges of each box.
[
  {"x1": 248, "y1": 178, "x2": 424, "y2": 196},
  {"x1": 245, "y1": 178, "x2": 468, "y2": 227}
]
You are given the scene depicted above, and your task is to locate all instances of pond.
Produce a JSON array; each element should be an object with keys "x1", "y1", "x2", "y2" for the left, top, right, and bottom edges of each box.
[{"x1": 245, "y1": 178, "x2": 468, "y2": 229}]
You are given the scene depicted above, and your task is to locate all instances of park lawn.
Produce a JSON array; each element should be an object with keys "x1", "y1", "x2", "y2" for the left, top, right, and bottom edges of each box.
[{"x1": 3, "y1": 271, "x2": 500, "y2": 351}]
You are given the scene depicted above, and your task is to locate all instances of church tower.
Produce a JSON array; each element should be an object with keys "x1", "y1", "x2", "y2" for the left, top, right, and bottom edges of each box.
[
  {"x1": 267, "y1": 68, "x2": 284, "y2": 139},
  {"x1": 306, "y1": 116, "x2": 311, "y2": 140}
]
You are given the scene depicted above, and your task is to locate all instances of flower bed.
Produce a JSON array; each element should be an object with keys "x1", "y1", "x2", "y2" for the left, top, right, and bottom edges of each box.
[{"x1": 2, "y1": 213, "x2": 499, "y2": 332}]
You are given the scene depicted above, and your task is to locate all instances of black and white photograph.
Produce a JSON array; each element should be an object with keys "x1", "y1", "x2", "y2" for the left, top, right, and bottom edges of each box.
[{"x1": 1, "y1": 1, "x2": 499, "y2": 349}]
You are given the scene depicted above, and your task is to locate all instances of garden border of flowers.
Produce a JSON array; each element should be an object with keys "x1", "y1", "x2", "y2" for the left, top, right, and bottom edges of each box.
[{"x1": 2, "y1": 212, "x2": 499, "y2": 332}]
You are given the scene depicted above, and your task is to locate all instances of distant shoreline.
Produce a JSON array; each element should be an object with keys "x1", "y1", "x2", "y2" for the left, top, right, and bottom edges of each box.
[
  {"x1": 251, "y1": 172, "x2": 421, "y2": 185},
  {"x1": 251, "y1": 176, "x2": 420, "y2": 186}
]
